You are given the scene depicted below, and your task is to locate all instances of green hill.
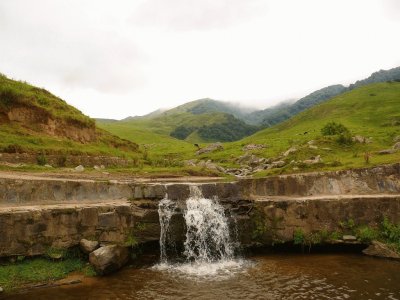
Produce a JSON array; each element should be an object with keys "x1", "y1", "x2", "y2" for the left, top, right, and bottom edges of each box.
[
  {"x1": 203, "y1": 82, "x2": 400, "y2": 174},
  {"x1": 0, "y1": 73, "x2": 140, "y2": 160},
  {"x1": 99, "y1": 99, "x2": 258, "y2": 143}
]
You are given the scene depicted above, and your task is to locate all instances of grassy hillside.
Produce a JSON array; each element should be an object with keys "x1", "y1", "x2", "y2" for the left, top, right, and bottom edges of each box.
[
  {"x1": 99, "y1": 103, "x2": 258, "y2": 143},
  {"x1": 203, "y1": 82, "x2": 400, "y2": 174},
  {"x1": 0, "y1": 74, "x2": 140, "y2": 159}
]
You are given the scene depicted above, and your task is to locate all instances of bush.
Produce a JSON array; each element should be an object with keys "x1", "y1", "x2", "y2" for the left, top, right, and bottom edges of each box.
[
  {"x1": 293, "y1": 228, "x2": 305, "y2": 245},
  {"x1": 3, "y1": 144, "x2": 24, "y2": 153},
  {"x1": 357, "y1": 226, "x2": 378, "y2": 242},
  {"x1": 56, "y1": 155, "x2": 67, "y2": 167},
  {"x1": 321, "y1": 121, "x2": 350, "y2": 136},
  {"x1": 36, "y1": 151, "x2": 47, "y2": 166},
  {"x1": 336, "y1": 132, "x2": 353, "y2": 145}
]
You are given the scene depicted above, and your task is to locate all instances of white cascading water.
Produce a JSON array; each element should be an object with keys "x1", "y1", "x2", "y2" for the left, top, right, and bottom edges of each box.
[
  {"x1": 158, "y1": 196, "x2": 177, "y2": 263},
  {"x1": 183, "y1": 186, "x2": 234, "y2": 263},
  {"x1": 156, "y1": 185, "x2": 245, "y2": 277}
]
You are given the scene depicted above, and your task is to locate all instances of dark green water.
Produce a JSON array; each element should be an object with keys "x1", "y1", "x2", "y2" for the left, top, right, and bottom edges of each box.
[{"x1": 4, "y1": 253, "x2": 400, "y2": 300}]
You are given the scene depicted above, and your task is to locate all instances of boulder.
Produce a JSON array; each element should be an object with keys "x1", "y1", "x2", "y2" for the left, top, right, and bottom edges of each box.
[
  {"x1": 394, "y1": 135, "x2": 400, "y2": 143},
  {"x1": 242, "y1": 144, "x2": 266, "y2": 151},
  {"x1": 237, "y1": 154, "x2": 265, "y2": 167},
  {"x1": 352, "y1": 135, "x2": 372, "y2": 144},
  {"x1": 362, "y1": 241, "x2": 400, "y2": 259},
  {"x1": 74, "y1": 165, "x2": 85, "y2": 172},
  {"x1": 303, "y1": 155, "x2": 322, "y2": 165},
  {"x1": 393, "y1": 142, "x2": 400, "y2": 150},
  {"x1": 270, "y1": 160, "x2": 286, "y2": 168},
  {"x1": 196, "y1": 143, "x2": 223, "y2": 155},
  {"x1": 89, "y1": 245, "x2": 129, "y2": 275},
  {"x1": 378, "y1": 149, "x2": 396, "y2": 155},
  {"x1": 283, "y1": 147, "x2": 297, "y2": 157},
  {"x1": 80, "y1": 239, "x2": 99, "y2": 254},
  {"x1": 342, "y1": 235, "x2": 357, "y2": 242}
]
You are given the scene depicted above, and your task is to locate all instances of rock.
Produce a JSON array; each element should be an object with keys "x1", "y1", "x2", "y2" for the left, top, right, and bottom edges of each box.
[
  {"x1": 342, "y1": 235, "x2": 357, "y2": 242},
  {"x1": 196, "y1": 143, "x2": 224, "y2": 155},
  {"x1": 308, "y1": 145, "x2": 318, "y2": 150},
  {"x1": 75, "y1": 165, "x2": 85, "y2": 172},
  {"x1": 242, "y1": 144, "x2": 266, "y2": 151},
  {"x1": 283, "y1": 147, "x2": 297, "y2": 157},
  {"x1": 352, "y1": 135, "x2": 372, "y2": 144},
  {"x1": 303, "y1": 155, "x2": 322, "y2": 165},
  {"x1": 307, "y1": 140, "x2": 316, "y2": 145},
  {"x1": 89, "y1": 245, "x2": 129, "y2": 275},
  {"x1": 237, "y1": 154, "x2": 265, "y2": 167},
  {"x1": 100, "y1": 165, "x2": 105, "y2": 169},
  {"x1": 102, "y1": 171, "x2": 110, "y2": 175},
  {"x1": 362, "y1": 241, "x2": 400, "y2": 259},
  {"x1": 80, "y1": 239, "x2": 99, "y2": 254},
  {"x1": 393, "y1": 135, "x2": 400, "y2": 142},
  {"x1": 44, "y1": 164, "x2": 53, "y2": 168},
  {"x1": 378, "y1": 149, "x2": 396, "y2": 155},
  {"x1": 94, "y1": 165, "x2": 101, "y2": 170},
  {"x1": 393, "y1": 142, "x2": 400, "y2": 150},
  {"x1": 270, "y1": 160, "x2": 286, "y2": 168},
  {"x1": 184, "y1": 159, "x2": 197, "y2": 167},
  {"x1": 0, "y1": 286, "x2": 3, "y2": 293}
]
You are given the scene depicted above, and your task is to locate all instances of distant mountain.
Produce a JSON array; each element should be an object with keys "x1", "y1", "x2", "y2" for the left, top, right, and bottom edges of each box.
[
  {"x1": 248, "y1": 66, "x2": 400, "y2": 128},
  {"x1": 348, "y1": 66, "x2": 400, "y2": 90},
  {"x1": 122, "y1": 108, "x2": 167, "y2": 121},
  {"x1": 256, "y1": 85, "x2": 347, "y2": 127},
  {"x1": 98, "y1": 99, "x2": 258, "y2": 143}
]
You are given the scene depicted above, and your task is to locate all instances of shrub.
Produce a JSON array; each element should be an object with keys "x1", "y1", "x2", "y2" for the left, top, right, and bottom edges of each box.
[
  {"x1": 321, "y1": 121, "x2": 350, "y2": 136},
  {"x1": 2, "y1": 144, "x2": 24, "y2": 153},
  {"x1": 336, "y1": 132, "x2": 353, "y2": 145},
  {"x1": 56, "y1": 155, "x2": 67, "y2": 167},
  {"x1": 293, "y1": 228, "x2": 305, "y2": 245},
  {"x1": 357, "y1": 226, "x2": 378, "y2": 243},
  {"x1": 36, "y1": 151, "x2": 47, "y2": 166}
]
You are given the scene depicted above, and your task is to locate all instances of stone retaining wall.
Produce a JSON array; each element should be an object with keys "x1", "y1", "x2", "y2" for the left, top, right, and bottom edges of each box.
[{"x1": 0, "y1": 163, "x2": 399, "y2": 257}]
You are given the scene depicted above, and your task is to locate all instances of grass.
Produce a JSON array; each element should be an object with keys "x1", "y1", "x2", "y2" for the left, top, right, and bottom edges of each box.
[
  {"x1": 0, "y1": 73, "x2": 141, "y2": 160},
  {"x1": 0, "y1": 73, "x2": 93, "y2": 128},
  {"x1": 0, "y1": 256, "x2": 94, "y2": 292}
]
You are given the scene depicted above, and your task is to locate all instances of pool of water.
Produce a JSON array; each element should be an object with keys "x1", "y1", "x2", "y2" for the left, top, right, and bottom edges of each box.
[{"x1": 5, "y1": 253, "x2": 400, "y2": 300}]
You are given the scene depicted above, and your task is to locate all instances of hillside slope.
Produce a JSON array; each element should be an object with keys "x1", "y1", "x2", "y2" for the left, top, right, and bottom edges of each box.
[
  {"x1": 204, "y1": 82, "x2": 400, "y2": 174},
  {"x1": 99, "y1": 99, "x2": 258, "y2": 143},
  {"x1": 0, "y1": 74, "x2": 139, "y2": 159}
]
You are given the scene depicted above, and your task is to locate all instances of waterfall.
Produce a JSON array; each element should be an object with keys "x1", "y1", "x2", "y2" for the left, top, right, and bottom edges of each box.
[
  {"x1": 156, "y1": 185, "x2": 244, "y2": 277},
  {"x1": 158, "y1": 196, "x2": 177, "y2": 263},
  {"x1": 183, "y1": 186, "x2": 234, "y2": 263}
]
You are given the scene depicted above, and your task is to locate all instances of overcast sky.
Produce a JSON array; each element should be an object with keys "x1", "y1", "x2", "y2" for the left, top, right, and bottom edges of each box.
[{"x1": 1, "y1": 0, "x2": 399, "y2": 119}]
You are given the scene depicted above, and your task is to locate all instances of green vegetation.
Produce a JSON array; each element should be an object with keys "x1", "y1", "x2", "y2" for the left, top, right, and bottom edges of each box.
[
  {"x1": 204, "y1": 82, "x2": 400, "y2": 175},
  {"x1": 292, "y1": 217, "x2": 400, "y2": 253},
  {"x1": 321, "y1": 122, "x2": 350, "y2": 136},
  {"x1": 0, "y1": 251, "x2": 95, "y2": 292},
  {"x1": 0, "y1": 73, "x2": 94, "y2": 128},
  {"x1": 0, "y1": 73, "x2": 140, "y2": 160}
]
